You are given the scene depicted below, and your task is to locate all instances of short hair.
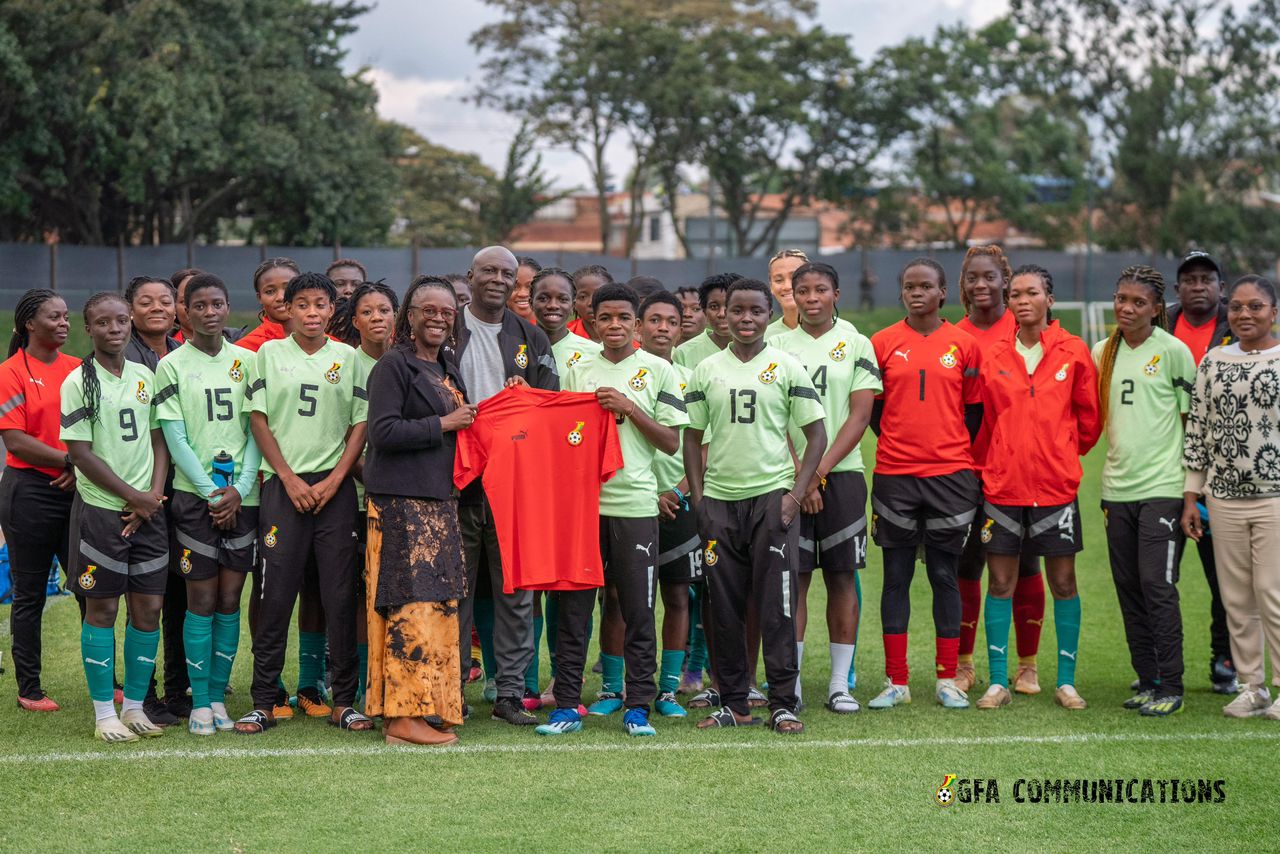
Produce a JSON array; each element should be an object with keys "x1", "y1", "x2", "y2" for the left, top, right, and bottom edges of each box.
[
  {"x1": 698, "y1": 272, "x2": 743, "y2": 309},
  {"x1": 899, "y1": 257, "x2": 947, "y2": 290},
  {"x1": 571, "y1": 264, "x2": 613, "y2": 286},
  {"x1": 791, "y1": 261, "x2": 839, "y2": 290},
  {"x1": 1227, "y1": 274, "x2": 1278, "y2": 306},
  {"x1": 183, "y1": 273, "x2": 229, "y2": 307},
  {"x1": 170, "y1": 268, "x2": 202, "y2": 290},
  {"x1": 517, "y1": 256, "x2": 542, "y2": 273},
  {"x1": 675, "y1": 286, "x2": 699, "y2": 300},
  {"x1": 592, "y1": 282, "x2": 639, "y2": 313},
  {"x1": 326, "y1": 258, "x2": 367, "y2": 280},
  {"x1": 640, "y1": 291, "x2": 682, "y2": 321},
  {"x1": 444, "y1": 272, "x2": 469, "y2": 285},
  {"x1": 626, "y1": 275, "x2": 665, "y2": 301},
  {"x1": 124, "y1": 275, "x2": 174, "y2": 306},
  {"x1": 725, "y1": 278, "x2": 774, "y2": 311},
  {"x1": 253, "y1": 257, "x2": 300, "y2": 294},
  {"x1": 531, "y1": 266, "x2": 574, "y2": 297},
  {"x1": 285, "y1": 272, "x2": 337, "y2": 304}
]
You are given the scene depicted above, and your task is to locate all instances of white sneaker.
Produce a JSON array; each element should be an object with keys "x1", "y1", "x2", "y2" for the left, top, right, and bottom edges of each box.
[
  {"x1": 1265, "y1": 696, "x2": 1280, "y2": 721},
  {"x1": 936, "y1": 678, "x2": 970, "y2": 709},
  {"x1": 189, "y1": 708, "x2": 216, "y2": 736},
  {"x1": 95, "y1": 716, "x2": 140, "y2": 744},
  {"x1": 210, "y1": 702, "x2": 235, "y2": 731},
  {"x1": 867, "y1": 680, "x2": 911, "y2": 709},
  {"x1": 1224, "y1": 686, "x2": 1271, "y2": 718},
  {"x1": 120, "y1": 707, "x2": 164, "y2": 738}
]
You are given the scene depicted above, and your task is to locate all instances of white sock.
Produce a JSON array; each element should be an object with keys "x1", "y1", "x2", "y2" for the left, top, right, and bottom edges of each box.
[
  {"x1": 120, "y1": 697, "x2": 143, "y2": 715},
  {"x1": 794, "y1": 641, "x2": 805, "y2": 703},
  {"x1": 830, "y1": 643, "x2": 855, "y2": 697},
  {"x1": 93, "y1": 700, "x2": 118, "y2": 722}
]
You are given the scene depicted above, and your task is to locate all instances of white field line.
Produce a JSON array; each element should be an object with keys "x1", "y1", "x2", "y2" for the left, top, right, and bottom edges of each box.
[{"x1": 1, "y1": 729, "x2": 1276, "y2": 765}]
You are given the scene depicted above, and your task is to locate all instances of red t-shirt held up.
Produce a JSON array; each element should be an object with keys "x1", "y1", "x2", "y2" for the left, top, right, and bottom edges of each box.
[{"x1": 454, "y1": 385, "x2": 623, "y2": 594}]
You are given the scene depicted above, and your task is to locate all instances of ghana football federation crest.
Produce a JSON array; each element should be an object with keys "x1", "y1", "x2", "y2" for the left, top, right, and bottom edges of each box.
[
  {"x1": 939, "y1": 344, "x2": 959, "y2": 369},
  {"x1": 1144, "y1": 354, "x2": 1162, "y2": 376},
  {"x1": 629, "y1": 368, "x2": 649, "y2": 391},
  {"x1": 515, "y1": 344, "x2": 529, "y2": 369},
  {"x1": 758, "y1": 362, "x2": 779, "y2": 384},
  {"x1": 567, "y1": 421, "x2": 585, "y2": 446},
  {"x1": 567, "y1": 351, "x2": 583, "y2": 369},
  {"x1": 263, "y1": 526, "x2": 279, "y2": 548},
  {"x1": 829, "y1": 341, "x2": 848, "y2": 362},
  {"x1": 134, "y1": 381, "x2": 150, "y2": 403},
  {"x1": 228, "y1": 358, "x2": 244, "y2": 383},
  {"x1": 935, "y1": 775, "x2": 957, "y2": 807},
  {"x1": 1054, "y1": 362, "x2": 1069, "y2": 382},
  {"x1": 980, "y1": 518, "x2": 995, "y2": 543},
  {"x1": 704, "y1": 540, "x2": 719, "y2": 566},
  {"x1": 179, "y1": 548, "x2": 192, "y2": 574},
  {"x1": 324, "y1": 362, "x2": 343, "y2": 384},
  {"x1": 79, "y1": 564, "x2": 97, "y2": 590}
]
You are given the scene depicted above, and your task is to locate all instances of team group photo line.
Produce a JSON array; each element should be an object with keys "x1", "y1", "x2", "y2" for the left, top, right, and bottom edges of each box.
[{"x1": 4, "y1": 242, "x2": 1277, "y2": 746}]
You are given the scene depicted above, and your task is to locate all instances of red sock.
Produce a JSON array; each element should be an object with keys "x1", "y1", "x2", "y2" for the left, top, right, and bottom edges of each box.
[
  {"x1": 1014, "y1": 573, "x2": 1046, "y2": 659},
  {"x1": 936, "y1": 636, "x2": 959, "y2": 679},
  {"x1": 883, "y1": 633, "x2": 909, "y2": 684},
  {"x1": 958, "y1": 578, "x2": 982, "y2": 657}
]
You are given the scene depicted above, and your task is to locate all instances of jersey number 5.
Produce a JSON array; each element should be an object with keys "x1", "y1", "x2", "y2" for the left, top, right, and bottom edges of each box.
[
  {"x1": 729, "y1": 388, "x2": 757, "y2": 424},
  {"x1": 298, "y1": 383, "x2": 319, "y2": 417}
]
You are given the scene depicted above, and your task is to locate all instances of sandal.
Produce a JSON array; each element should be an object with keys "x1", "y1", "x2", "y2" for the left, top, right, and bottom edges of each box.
[
  {"x1": 747, "y1": 686, "x2": 769, "y2": 708},
  {"x1": 697, "y1": 705, "x2": 761, "y2": 729},
  {"x1": 330, "y1": 706, "x2": 374, "y2": 731},
  {"x1": 234, "y1": 709, "x2": 275, "y2": 735},
  {"x1": 687, "y1": 688, "x2": 721, "y2": 709},
  {"x1": 770, "y1": 708, "x2": 805, "y2": 734}
]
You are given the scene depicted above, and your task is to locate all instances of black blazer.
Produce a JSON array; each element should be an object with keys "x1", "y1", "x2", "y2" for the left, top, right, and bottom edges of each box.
[
  {"x1": 364, "y1": 347, "x2": 469, "y2": 501},
  {"x1": 455, "y1": 308, "x2": 560, "y2": 392}
]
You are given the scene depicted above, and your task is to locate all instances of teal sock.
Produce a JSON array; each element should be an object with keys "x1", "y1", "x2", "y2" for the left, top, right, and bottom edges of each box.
[
  {"x1": 1054, "y1": 595, "x2": 1082, "y2": 688},
  {"x1": 182, "y1": 611, "x2": 214, "y2": 709},
  {"x1": 601, "y1": 653, "x2": 624, "y2": 694},
  {"x1": 356, "y1": 642, "x2": 368, "y2": 699},
  {"x1": 81, "y1": 623, "x2": 116, "y2": 702},
  {"x1": 210, "y1": 611, "x2": 240, "y2": 704},
  {"x1": 850, "y1": 570, "x2": 863, "y2": 682},
  {"x1": 298, "y1": 631, "x2": 326, "y2": 694},
  {"x1": 123, "y1": 624, "x2": 160, "y2": 703},
  {"x1": 525, "y1": 614, "x2": 543, "y2": 693},
  {"x1": 687, "y1": 586, "x2": 706, "y2": 673},
  {"x1": 984, "y1": 594, "x2": 1013, "y2": 687},
  {"x1": 660, "y1": 649, "x2": 685, "y2": 695},
  {"x1": 545, "y1": 595, "x2": 559, "y2": 679},
  {"x1": 475, "y1": 597, "x2": 497, "y2": 677}
]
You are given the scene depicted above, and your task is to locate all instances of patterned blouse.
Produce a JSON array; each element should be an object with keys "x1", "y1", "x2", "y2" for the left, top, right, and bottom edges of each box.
[{"x1": 1184, "y1": 344, "x2": 1280, "y2": 499}]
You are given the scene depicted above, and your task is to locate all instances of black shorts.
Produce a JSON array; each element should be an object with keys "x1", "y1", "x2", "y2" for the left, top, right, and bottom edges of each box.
[
  {"x1": 870, "y1": 470, "x2": 981, "y2": 554},
  {"x1": 657, "y1": 503, "x2": 704, "y2": 583},
  {"x1": 70, "y1": 495, "x2": 168, "y2": 598},
  {"x1": 168, "y1": 490, "x2": 259, "y2": 580},
  {"x1": 982, "y1": 500, "x2": 1083, "y2": 557},
  {"x1": 800, "y1": 471, "x2": 868, "y2": 572}
]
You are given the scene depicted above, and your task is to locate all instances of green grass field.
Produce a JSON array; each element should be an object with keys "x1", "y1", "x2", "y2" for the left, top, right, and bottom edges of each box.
[{"x1": 2, "y1": 305, "x2": 1278, "y2": 851}]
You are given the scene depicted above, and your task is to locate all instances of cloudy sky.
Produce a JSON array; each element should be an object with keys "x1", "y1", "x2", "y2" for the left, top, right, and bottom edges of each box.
[{"x1": 341, "y1": 0, "x2": 1007, "y2": 189}]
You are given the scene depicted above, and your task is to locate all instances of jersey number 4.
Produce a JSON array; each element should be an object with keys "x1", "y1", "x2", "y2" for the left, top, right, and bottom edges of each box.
[{"x1": 729, "y1": 388, "x2": 757, "y2": 424}]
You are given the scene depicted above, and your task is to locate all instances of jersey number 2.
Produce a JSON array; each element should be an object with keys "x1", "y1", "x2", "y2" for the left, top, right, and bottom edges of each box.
[{"x1": 1120, "y1": 379, "x2": 1134, "y2": 406}]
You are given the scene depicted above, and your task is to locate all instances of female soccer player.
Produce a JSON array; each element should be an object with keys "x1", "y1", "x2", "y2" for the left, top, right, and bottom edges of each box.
[
  {"x1": 533, "y1": 267, "x2": 601, "y2": 376},
  {"x1": 676, "y1": 286, "x2": 706, "y2": 346},
  {"x1": 0, "y1": 289, "x2": 79, "y2": 712},
  {"x1": 774, "y1": 262, "x2": 880, "y2": 714},
  {"x1": 673, "y1": 273, "x2": 741, "y2": 370},
  {"x1": 954, "y1": 246, "x2": 1046, "y2": 696},
  {"x1": 684, "y1": 278, "x2": 827, "y2": 734},
  {"x1": 765, "y1": 249, "x2": 808, "y2": 340},
  {"x1": 566, "y1": 264, "x2": 612, "y2": 341},
  {"x1": 973, "y1": 265, "x2": 1100, "y2": 710},
  {"x1": 170, "y1": 268, "x2": 201, "y2": 343},
  {"x1": 1183, "y1": 275, "x2": 1280, "y2": 720},
  {"x1": 326, "y1": 258, "x2": 368, "y2": 302},
  {"x1": 61, "y1": 292, "x2": 170, "y2": 742},
  {"x1": 237, "y1": 258, "x2": 300, "y2": 353},
  {"x1": 154, "y1": 274, "x2": 262, "y2": 734},
  {"x1": 1094, "y1": 265, "x2": 1195, "y2": 716},
  {"x1": 867, "y1": 259, "x2": 981, "y2": 711}
]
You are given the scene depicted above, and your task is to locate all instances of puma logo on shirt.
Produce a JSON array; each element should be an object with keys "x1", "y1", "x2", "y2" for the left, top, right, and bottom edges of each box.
[
  {"x1": 893, "y1": 349, "x2": 911, "y2": 362},
  {"x1": 768, "y1": 544, "x2": 787, "y2": 559}
]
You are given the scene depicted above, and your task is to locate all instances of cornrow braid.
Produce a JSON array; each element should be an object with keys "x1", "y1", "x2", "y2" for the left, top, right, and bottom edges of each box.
[
  {"x1": 531, "y1": 266, "x2": 574, "y2": 297},
  {"x1": 1098, "y1": 265, "x2": 1168, "y2": 426},
  {"x1": 958, "y1": 245, "x2": 1013, "y2": 313},
  {"x1": 80, "y1": 292, "x2": 130, "y2": 426},
  {"x1": 9, "y1": 288, "x2": 59, "y2": 358},
  {"x1": 396, "y1": 275, "x2": 460, "y2": 350},
  {"x1": 330, "y1": 281, "x2": 400, "y2": 347}
]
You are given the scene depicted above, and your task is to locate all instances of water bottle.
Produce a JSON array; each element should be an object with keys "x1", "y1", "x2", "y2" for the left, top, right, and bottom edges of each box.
[{"x1": 212, "y1": 451, "x2": 235, "y2": 489}]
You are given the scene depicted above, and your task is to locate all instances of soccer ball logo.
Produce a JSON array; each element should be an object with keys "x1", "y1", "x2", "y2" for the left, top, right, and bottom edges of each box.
[
  {"x1": 829, "y1": 341, "x2": 847, "y2": 362},
  {"x1": 980, "y1": 518, "x2": 995, "y2": 543},
  {"x1": 758, "y1": 362, "x2": 779, "y2": 384},
  {"x1": 1143, "y1": 354, "x2": 1161, "y2": 376},
  {"x1": 870, "y1": 513, "x2": 878, "y2": 537},
  {"x1": 134, "y1": 381, "x2": 150, "y2": 403},
  {"x1": 1054, "y1": 363, "x2": 1069, "y2": 382},
  {"x1": 515, "y1": 344, "x2": 529, "y2": 369},
  {"x1": 324, "y1": 362, "x2": 342, "y2": 384},
  {"x1": 79, "y1": 565, "x2": 97, "y2": 590},
  {"x1": 934, "y1": 774, "x2": 957, "y2": 807},
  {"x1": 567, "y1": 420, "x2": 585, "y2": 446},
  {"x1": 228, "y1": 359, "x2": 244, "y2": 383},
  {"x1": 704, "y1": 540, "x2": 719, "y2": 566},
  {"x1": 629, "y1": 368, "x2": 649, "y2": 391},
  {"x1": 263, "y1": 526, "x2": 279, "y2": 549},
  {"x1": 179, "y1": 548, "x2": 192, "y2": 574},
  {"x1": 939, "y1": 345, "x2": 959, "y2": 369}
]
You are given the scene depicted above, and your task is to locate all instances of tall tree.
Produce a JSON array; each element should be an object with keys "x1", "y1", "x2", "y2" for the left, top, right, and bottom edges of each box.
[
  {"x1": 389, "y1": 124, "x2": 497, "y2": 248},
  {"x1": 479, "y1": 119, "x2": 570, "y2": 243}
]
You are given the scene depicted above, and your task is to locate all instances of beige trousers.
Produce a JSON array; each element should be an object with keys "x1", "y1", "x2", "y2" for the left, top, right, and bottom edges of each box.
[{"x1": 1206, "y1": 495, "x2": 1280, "y2": 688}]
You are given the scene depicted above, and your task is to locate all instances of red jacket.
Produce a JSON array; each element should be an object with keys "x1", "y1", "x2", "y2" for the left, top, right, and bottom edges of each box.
[{"x1": 978, "y1": 321, "x2": 1101, "y2": 506}]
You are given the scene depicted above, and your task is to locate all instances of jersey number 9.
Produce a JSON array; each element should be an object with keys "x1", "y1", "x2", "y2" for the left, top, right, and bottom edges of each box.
[{"x1": 119, "y1": 408, "x2": 139, "y2": 442}]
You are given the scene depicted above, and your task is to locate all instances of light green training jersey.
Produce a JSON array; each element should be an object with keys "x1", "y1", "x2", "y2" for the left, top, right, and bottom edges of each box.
[
  {"x1": 673, "y1": 329, "x2": 727, "y2": 370},
  {"x1": 154, "y1": 341, "x2": 261, "y2": 505},
  {"x1": 684, "y1": 345, "x2": 825, "y2": 501},
  {"x1": 651, "y1": 360, "x2": 692, "y2": 491},
  {"x1": 352, "y1": 346, "x2": 380, "y2": 507},
  {"x1": 565, "y1": 348, "x2": 689, "y2": 518},
  {"x1": 764, "y1": 316, "x2": 799, "y2": 341},
  {"x1": 1091, "y1": 327, "x2": 1195, "y2": 502},
  {"x1": 550, "y1": 331, "x2": 602, "y2": 377},
  {"x1": 249, "y1": 335, "x2": 369, "y2": 477},
  {"x1": 773, "y1": 318, "x2": 881, "y2": 474},
  {"x1": 60, "y1": 359, "x2": 159, "y2": 511}
]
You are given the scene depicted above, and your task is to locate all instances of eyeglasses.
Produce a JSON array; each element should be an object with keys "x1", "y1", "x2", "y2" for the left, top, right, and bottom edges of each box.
[
  {"x1": 1228, "y1": 302, "x2": 1273, "y2": 314},
  {"x1": 411, "y1": 306, "x2": 457, "y2": 322}
]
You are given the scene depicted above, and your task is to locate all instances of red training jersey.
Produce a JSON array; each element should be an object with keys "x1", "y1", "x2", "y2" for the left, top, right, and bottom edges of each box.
[
  {"x1": 1172, "y1": 314, "x2": 1217, "y2": 366},
  {"x1": 977, "y1": 322, "x2": 1101, "y2": 505},
  {"x1": 0, "y1": 350, "x2": 81, "y2": 477},
  {"x1": 454, "y1": 386, "x2": 623, "y2": 593},
  {"x1": 956, "y1": 310, "x2": 1016, "y2": 353},
  {"x1": 236, "y1": 319, "x2": 286, "y2": 353},
  {"x1": 871, "y1": 319, "x2": 982, "y2": 477}
]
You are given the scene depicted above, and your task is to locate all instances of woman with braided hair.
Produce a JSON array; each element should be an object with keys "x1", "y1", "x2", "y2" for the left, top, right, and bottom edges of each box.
[
  {"x1": 0, "y1": 289, "x2": 81, "y2": 711},
  {"x1": 1093, "y1": 265, "x2": 1196, "y2": 716},
  {"x1": 954, "y1": 245, "x2": 1047, "y2": 697}
]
